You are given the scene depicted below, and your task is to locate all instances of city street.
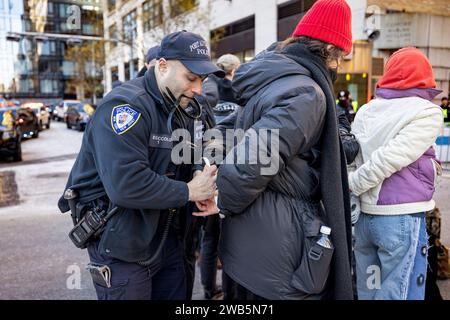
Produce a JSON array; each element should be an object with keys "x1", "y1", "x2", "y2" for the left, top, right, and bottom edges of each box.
[{"x1": 0, "y1": 120, "x2": 448, "y2": 299}]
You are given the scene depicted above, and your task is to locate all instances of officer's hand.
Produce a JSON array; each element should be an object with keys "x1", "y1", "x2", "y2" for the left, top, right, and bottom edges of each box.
[
  {"x1": 193, "y1": 197, "x2": 219, "y2": 216},
  {"x1": 193, "y1": 170, "x2": 202, "y2": 178},
  {"x1": 187, "y1": 165, "x2": 217, "y2": 202}
]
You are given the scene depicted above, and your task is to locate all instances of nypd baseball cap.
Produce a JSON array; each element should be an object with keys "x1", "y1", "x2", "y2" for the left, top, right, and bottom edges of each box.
[{"x1": 157, "y1": 30, "x2": 225, "y2": 78}]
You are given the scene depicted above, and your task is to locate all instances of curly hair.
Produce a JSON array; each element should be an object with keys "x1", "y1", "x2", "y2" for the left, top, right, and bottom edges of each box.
[{"x1": 278, "y1": 36, "x2": 344, "y2": 66}]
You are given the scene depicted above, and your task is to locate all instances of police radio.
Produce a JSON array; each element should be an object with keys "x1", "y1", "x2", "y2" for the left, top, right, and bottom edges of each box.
[
  {"x1": 69, "y1": 206, "x2": 119, "y2": 249},
  {"x1": 64, "y1": 188, "x2": 119, "y2": 249}
]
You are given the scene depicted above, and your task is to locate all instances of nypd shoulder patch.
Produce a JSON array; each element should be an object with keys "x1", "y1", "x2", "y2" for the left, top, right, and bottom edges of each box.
[{"x1": 110, "y1": 104, "x2": 141, "y2": 135}]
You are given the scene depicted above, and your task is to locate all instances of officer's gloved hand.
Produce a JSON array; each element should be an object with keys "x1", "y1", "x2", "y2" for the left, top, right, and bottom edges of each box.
[{"x1": 187, "y1": 165, "x2": 217, "y2": 202}]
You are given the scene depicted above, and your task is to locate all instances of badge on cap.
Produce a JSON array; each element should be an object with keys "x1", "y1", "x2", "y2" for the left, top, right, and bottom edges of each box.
[{"x1": 110, "y1": 104, "x2": 141, "y2": 135}]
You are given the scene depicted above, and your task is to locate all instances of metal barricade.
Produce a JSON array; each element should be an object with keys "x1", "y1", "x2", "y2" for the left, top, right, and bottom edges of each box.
[{"x1": 436, "y1": 125, "x2": 450, "y2": 171}]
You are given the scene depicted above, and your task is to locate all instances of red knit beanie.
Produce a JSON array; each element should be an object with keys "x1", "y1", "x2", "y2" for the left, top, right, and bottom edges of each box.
[
  {"x1": 377, "y1": 47, "x2": 437, "y2": 89},
  {"x1": 292, "y1": 0, "x2": 353, "y2": 54}
]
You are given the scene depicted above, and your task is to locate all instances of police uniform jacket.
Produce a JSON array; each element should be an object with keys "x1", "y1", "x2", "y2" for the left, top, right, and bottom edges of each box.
[{"x1": 58, "y1": 68, "x2": 199, "y2": 262}]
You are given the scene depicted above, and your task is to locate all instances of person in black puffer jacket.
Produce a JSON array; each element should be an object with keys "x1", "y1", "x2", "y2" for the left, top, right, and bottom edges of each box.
[{"x1": 195, "y1": 0, "x2": 354, "y2": 300}]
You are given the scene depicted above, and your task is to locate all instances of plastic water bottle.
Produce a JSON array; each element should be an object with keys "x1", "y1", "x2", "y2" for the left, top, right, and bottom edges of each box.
[{"x1": 316, "y1": 226, "x2": 333, "y2": 249}]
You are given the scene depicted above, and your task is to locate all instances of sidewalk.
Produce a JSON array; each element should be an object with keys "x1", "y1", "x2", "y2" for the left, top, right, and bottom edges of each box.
[{"x1": 434, "y1": 171, "x2": 450, "y2": 299}]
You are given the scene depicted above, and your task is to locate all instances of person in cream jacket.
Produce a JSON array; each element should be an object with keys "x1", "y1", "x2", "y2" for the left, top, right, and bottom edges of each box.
[{"x1": 350, "y1": 47, "x2": 444, "y2": 300}]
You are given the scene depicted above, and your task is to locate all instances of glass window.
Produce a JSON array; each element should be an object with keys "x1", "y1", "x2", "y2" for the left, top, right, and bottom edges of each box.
[
  {"x1": 38, "y1": 41, "x2": 57, "y2": 55},
  {"x1": 109, "y1": 24, "x2": 117, "y2": 49},
  {"x1": 84, "y1": 61, "x2": 97, "y2": 77},
  {"x1": 60, "y1": 21, "x2": 68, "y2": 32},
  {"x1": 82, "y1": 23, "x2": 94, "y2": 35},
  {"x1": 169, "y1": 0, "x2": 198, "y2": 18},
  {"x1": 16, "y1": 59, "x2": 33, "y2": 75},
  {"x1": 48, "y1": 2, "x2": 54, "y2": 15},
  {"x1": 24, "y1": 20, "x2": 32, "y2": 32},
  {"x1": 124, "y1": 61, "x2": 130, "y2": 81},
  {"x1": 122, "y1": 10, "x2": 137, "y2": 42},
  {"x1": 220, "y1": 49, "x2": 254, "y2": 65},
  {"x1": 107, "y1": 0, "x2": 116, "y2": 12},
  {"x1": 62, "y1": 61, "x2": 76, "y2": 76},
  {"x1": 39, "y1": 60, "x2": 58, "y2": 73},
  {"x1": 50, "y1": 42, "x2": 56, "y2": 55},
  {"x1": 143, "y1": 0, "x2": 163, "y2": 32},
  {"x1": 111, "y1": 66, "x2": 119, "y2": 82},
  {"x1": 40, "y1": 80, "x2": 58, "y2": 94},
  {"x1": 38, "y1": 60, "x2": 48, "y2": 73},
  {"x1": 124, "y1": 58, "x2": 139, "y2": 80},
  {"x1": 18, "y1": 79, "x2": 33, "y2": 93},
  {"x1": 133, "y1": 59, "x2": 138, "y2": 77},
  {"x1": 59, "y1": 3, "x2": 68, "y2": 18},
  {"x1": 243, "y1": 49, "x2": 254, "y2": 62},
  {"x1": 81, "y1": 11, "x2": 103, "y2": 36}
]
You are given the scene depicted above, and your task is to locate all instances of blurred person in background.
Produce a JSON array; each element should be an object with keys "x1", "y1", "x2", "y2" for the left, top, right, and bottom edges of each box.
[
  {"x1": 202, "y1": 54, "x2": 241, "y2": 108},
  {"x1": 137, "y1": 45, "x2": 161, "y2": 77},
  {"x1": 440, "y1": 96, "x2": 449, "y2": 123},
  {"x1": 336, "y1": 90, "x2": 356, "y2": 123}
]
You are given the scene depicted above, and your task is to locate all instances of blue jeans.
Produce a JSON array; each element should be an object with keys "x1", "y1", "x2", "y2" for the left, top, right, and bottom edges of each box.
[{"x1": 354, "y1": 212, "x2": 428, "y2": 300}]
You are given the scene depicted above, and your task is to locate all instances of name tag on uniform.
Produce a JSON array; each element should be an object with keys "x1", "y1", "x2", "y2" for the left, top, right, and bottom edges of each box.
[
  {"x1": 194, "y1": 121, "x2": 204, "y2": 145},
  {"x1": 149, "y1": 133, "x2": 173, "y2": 149}
]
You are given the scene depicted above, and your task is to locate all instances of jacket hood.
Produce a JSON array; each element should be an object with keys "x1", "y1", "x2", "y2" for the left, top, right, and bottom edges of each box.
[
  {"x1": 232, "y1": 50, "x2": 311, "y2": 105},
  {"x1": 377, "y1": 47, "x2": 437, "y2": 90}
]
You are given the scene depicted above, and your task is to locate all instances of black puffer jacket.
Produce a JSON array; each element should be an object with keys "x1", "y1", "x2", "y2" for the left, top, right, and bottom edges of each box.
[{"x1": 217, "y1": 50, "x2": 329, "y2": 299}]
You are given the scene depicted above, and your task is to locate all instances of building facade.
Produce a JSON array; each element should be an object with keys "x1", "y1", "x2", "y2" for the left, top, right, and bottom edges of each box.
[
  {"x1": 102, "y1": 0, "x2": 367, "y2": 94},
  {"x1": 1, "y1": 0, "x2": 104, "y2": 104},
  {"x1": 0, "y1": 0, "x2": 23, "y2": 99},
  {"x1": 368, "y1": 0, "x2": 450, "y2": 102}
]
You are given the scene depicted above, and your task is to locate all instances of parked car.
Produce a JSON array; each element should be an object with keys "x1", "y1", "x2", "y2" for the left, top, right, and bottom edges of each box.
[
  {"x1": 65, "y1": 103, "x2": 91, "y2": 131},
  {"x1": 22, "y1": 102, "x2": 51, "y2": 130},
  {"x1": 46, "y1": 103, "x2": 56, "y2": 119},
  {"x1": 54, "y1": 100, "x2": 82, "y2": 122},
  {"x1": 16, "y1": 107, "x2": 40, "y2": 139},
  {"x1": 0, "y1": 107, "x2": 22, "y2": 161}
]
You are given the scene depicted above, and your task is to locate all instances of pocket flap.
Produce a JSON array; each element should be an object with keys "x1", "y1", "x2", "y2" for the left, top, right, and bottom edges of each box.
[{"x1": 303, "y1": 217, "x2": 322, "y2": 238}]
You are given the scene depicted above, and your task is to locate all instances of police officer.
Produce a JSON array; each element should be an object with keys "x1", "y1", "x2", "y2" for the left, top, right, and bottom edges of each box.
[
  {"x1": 58, "y1": 30, "x2": 225, "y2": 300},
  {"x1": 441, "y1": 96, "x2": 449, "y2": 123},
  {"x1": 136, "y1": 45, "x2": 161, "y2": 77},
  {"x1": 336, "y1": 90, "x2": 356, "y2": 123}
]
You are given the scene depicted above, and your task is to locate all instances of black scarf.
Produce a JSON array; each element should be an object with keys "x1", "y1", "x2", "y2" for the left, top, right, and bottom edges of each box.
[{"x1": 281, "y1": 42, "x2": 354, "y2": 300}]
